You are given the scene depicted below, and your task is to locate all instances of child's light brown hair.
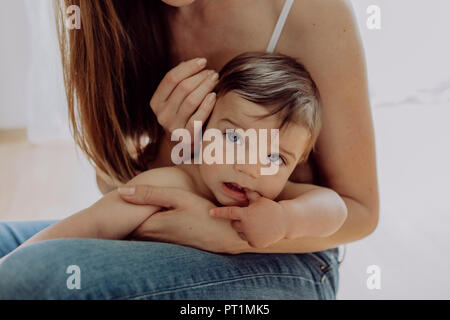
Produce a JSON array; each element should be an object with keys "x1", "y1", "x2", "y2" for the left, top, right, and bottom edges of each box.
[{"x1": 214, "y1": 52, "x2": 322, "y2": 163}]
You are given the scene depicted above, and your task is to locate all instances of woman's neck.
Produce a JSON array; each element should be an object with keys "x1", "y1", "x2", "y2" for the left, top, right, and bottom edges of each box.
[{"x1": 170, "y1": 0, "x2": 214, "y2": 24}]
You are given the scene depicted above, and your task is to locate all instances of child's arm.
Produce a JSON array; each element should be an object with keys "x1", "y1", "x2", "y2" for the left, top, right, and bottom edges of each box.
[
  {"x1": 276, "y1": 181, "x2": 348, "y2": 239},
  {"x1": 209, "y1": 181, "x2": 348, "y2": 249},
  {"x1": 0, "y1": 168, "x2": 189, "y2": 263}
]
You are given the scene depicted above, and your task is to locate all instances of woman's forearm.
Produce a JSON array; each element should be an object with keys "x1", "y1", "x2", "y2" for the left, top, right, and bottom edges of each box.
[
  {"x1": 127, "y1": 194, "x2": 375, "y2": 255},
  {"x1": 238, "y1": 196, "x2": 377, "y2": 254},
  {"x1": 116, "y1": 184, "x2": 377, "y2": 255},
  {"x1": 0, "y1": 190, "x2": 160, "y2": 264}
]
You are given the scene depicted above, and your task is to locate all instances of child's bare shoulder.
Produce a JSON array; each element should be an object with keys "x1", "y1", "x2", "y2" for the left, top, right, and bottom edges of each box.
[{"x1": 126, "y1": 166, "x2": 196, "y2": 193}]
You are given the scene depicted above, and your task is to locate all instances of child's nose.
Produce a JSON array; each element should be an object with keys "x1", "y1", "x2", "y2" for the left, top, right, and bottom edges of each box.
[{"x1": 234, "y1": 162, "x2": 261, "y2": 179}]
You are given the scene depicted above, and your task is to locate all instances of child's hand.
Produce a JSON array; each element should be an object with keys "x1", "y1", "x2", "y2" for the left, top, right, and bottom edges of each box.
[{"x1": 209, "y1": 191, "x2": 288, "y2": 249}]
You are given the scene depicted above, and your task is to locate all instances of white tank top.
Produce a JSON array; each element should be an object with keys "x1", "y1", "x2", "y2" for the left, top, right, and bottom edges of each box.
[{"x1": 266, "y1": 0, "x2": 294, "y2": 53}]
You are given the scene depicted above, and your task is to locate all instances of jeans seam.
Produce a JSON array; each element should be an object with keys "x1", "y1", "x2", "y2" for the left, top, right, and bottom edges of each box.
[
  {"x1": 114, "y1": 273, "x2": 321, "y2": 300},
  {"x1": 304, "y1": 251, "x2": 339, "y2": 284},
  {"x1": 320, "y1": 272, "x2": 337, "y2": 300}
]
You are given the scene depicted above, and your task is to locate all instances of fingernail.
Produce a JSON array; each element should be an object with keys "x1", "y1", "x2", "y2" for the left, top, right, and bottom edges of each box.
[
  {"x1": 118, "y1": 187, "x2": 135, "y2": 196},
  {"x1": 197, "y1": 58, "x2": 207, "y2": 67},
  {"x1": 209, "y1": 209, "x2": 215, "y2": 216},
  {"x1": 210, "y1": 72, "x2": 219, "y2": 81}
]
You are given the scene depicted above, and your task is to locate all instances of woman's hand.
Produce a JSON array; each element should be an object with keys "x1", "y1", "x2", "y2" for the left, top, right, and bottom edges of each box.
[
  {"x1": 119, "y1": 185, "x2": 249, "y2": 254},
  {"x1": 150, "y1": 57, "x2": 219, "y2": 139}
]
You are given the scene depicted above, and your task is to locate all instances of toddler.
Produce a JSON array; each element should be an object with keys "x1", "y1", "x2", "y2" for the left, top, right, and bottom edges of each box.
[{"x1": 0, "y1": 52, "x2": 347, "y2": 262}]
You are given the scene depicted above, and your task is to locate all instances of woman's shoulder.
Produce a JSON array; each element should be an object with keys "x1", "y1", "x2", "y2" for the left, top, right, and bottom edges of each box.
[
  {"x1": 283, "y1": 0, "x2": 354, "y2": 25},
  {"x1": 279, "y1": 0, "x2": 357, "y2": 51},
  {"x1": 277, "y1": 0, "x2": 365, "y2": 99}
]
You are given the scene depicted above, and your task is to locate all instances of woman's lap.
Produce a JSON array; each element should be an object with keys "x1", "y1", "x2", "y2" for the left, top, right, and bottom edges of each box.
[
  {"x1": 0, "y1": 221, "x2": 340, "y2": 300},
  {"x1": 0, "y1": 220, "x2": 58, "y2": 257}
]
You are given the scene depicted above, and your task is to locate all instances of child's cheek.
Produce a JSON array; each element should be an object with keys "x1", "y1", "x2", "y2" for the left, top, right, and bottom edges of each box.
[{"x1": 259, "y1": 177, "x2": 286, "y2": 200}]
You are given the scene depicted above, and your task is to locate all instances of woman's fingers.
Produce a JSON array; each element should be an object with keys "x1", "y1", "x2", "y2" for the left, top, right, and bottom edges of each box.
[
  {"x1": 157, "y1": 69, "x2": 213, "y2": 133},
  {"x1": 118, "y1": 185, "x2": 194, "y2": 209},
  {"x1": 166, "y1": 69, "x2": 214, "y2": 115},
  {"x1": 150, "y1": 58, "x2": 208, "y2": 115},
  {"x1": 185, "y1": 92, "x2": 216, "y2": 138},
  {"x1": 174, "y1": 71, "x2": 219, "y2": 121}
]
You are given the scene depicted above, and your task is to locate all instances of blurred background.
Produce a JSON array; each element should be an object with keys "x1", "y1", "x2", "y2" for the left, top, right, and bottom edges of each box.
[{"x1": 0, "y1": 0, "x2": 449, "y2": 299}]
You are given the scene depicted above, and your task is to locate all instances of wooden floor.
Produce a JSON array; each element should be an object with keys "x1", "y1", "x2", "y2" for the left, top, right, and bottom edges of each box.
[{"x1": 0, "y1": 129, "x2": 102, "y2": 221}]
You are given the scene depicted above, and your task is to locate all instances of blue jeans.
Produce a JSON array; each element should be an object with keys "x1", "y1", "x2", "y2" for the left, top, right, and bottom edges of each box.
[{"x1": 0, "y1": 220, "x2": 344, "y2": 300}]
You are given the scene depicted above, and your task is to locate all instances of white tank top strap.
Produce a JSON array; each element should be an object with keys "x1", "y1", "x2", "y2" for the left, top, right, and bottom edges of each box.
[{"x1": 266, "y1": 0, "x2": 294, "y2": 53}]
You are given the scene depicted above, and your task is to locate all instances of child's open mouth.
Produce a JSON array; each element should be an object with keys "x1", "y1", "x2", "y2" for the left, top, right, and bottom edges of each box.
[{"x1": 222, "y1": 182, "x2": 248, "y2": 201}]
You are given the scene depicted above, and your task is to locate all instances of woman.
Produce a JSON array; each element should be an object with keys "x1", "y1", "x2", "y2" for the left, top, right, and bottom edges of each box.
[{"x1": 0, "y1": 0, "x2": 378, "y2": 299}]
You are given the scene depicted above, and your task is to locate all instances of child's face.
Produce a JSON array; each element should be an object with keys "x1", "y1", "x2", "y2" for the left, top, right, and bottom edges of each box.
[{"x1": 199, "y1": 92, "x2": 311, "y2": 206}]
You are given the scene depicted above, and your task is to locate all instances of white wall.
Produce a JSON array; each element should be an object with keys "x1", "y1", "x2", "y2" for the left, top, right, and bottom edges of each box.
[
  {"x1": 0, "y1": 0, "x2": 70, "y2": 142},
  {"x1": 0, "y1": 0, "x2": 30, "y2": 128},
  {"x1": 351, "y1": 0, "x2": 450, "y2": 106},
  {"x1": 22, "y1": 0, "x2": 71, "y2": 142}
]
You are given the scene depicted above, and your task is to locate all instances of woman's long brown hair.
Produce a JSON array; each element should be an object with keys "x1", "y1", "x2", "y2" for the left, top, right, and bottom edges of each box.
[{"x1": 54, "y1": 0, "x2": 173, "y2": 184}]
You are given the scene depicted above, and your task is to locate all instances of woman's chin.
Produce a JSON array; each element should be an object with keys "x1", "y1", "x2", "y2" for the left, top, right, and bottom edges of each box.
[{"x1": 161, "y1": 0, "x2": 195, "y2": 8}]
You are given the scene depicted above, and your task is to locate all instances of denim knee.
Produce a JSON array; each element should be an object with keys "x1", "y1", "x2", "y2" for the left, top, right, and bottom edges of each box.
[
  {"x1": 0, "y1": 239, "x2": 84, "y2": 299},
  {"x1": 0, "y1": 239, "x2": 340, "y2": 300}
]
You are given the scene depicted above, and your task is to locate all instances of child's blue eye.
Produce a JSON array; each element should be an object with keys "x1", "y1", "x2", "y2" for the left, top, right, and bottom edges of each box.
[
  {"x1": 268, "y1": 153, "x2": 285, "y2": 165},
  {"x1": 225, "y1": 130, "x2": 243, "y2": 145}
]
